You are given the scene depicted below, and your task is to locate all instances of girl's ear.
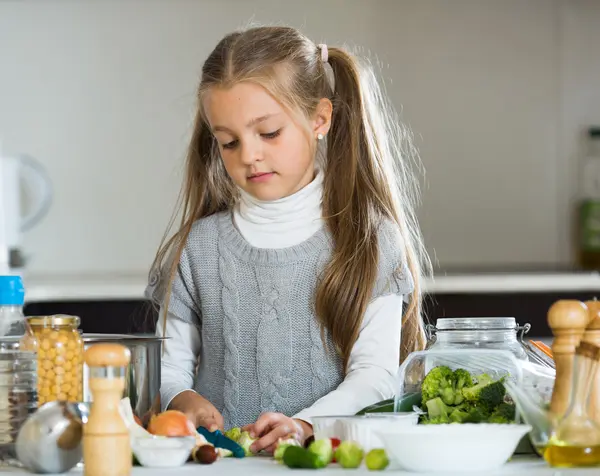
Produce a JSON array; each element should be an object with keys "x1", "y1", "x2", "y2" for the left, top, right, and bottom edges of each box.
[{"x1": 312, "y1": 98, "x2": 333, "y2": 138}]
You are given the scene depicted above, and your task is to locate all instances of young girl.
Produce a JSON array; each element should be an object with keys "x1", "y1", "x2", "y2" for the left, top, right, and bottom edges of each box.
[{"x1": 146, "y1": 25, "x2": 431, "y2": 454}]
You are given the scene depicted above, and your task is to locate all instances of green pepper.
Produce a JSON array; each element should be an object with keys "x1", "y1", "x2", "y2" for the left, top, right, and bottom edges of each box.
[
  {"x1": 283, "y1": 445, "x2": 327, "y2": 469},
  {"x1": 356, "y1": 392, "x2": 423, "y2": 415}
]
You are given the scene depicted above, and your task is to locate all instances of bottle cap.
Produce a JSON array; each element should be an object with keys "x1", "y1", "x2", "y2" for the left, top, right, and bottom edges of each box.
[{"x1": 0, "y1": 276, "x2": 25, "y2": 306}]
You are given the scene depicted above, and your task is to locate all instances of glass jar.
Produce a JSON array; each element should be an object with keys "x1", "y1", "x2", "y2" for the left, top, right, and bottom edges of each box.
[
  {"x1": 425, "y1": 317, "x2": 531, "y2": 361},
  {"x1": 27, "y1": 315, "x2": 84, "y2": 406}
]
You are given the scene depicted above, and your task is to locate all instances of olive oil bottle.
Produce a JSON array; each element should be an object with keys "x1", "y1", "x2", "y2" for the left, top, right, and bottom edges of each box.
[{"x1": 543, "y1": 342, "x2": 600, "y2": 468}]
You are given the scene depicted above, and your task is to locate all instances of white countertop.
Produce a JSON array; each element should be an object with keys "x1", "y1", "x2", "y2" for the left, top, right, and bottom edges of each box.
[
  {"x1": 0, "y1": 455, "x2": 596, "y2": 475},
  {"x1": 16, "y1": 270, "x2": 600, "y2": 303}
]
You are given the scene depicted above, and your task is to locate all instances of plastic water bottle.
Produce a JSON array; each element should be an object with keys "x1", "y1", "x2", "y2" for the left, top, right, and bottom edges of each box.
[
  {"x1": 0, "y1": 275, "x2": 38, "y2": 465},
  {"x1": 0, "y1": 276, "x2": 27, "y2": 338}
]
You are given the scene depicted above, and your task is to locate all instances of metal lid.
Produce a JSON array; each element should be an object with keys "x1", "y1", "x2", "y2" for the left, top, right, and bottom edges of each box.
[
  {"x1": 82, "y1": 333, "x2": 167, "y2": 343},
  {"x1": 435, "y1": 317, "x2": 517, "y2": 331},
  {"x1": 28, "y1": 315, "x2": 81, "y2": 328}
]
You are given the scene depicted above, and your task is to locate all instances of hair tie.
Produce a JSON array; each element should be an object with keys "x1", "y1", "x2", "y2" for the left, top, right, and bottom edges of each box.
[{"x1": 318, "y1": 43, "x2": 328, "y2": 63}]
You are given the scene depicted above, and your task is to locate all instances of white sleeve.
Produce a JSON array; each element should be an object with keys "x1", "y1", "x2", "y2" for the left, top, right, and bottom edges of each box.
[
  {"x1": 293, "y1": 294, "x2": 403, "y2": 423},
  {"x1": 156, "y1": 311, "x2": 202, "y2": 411}
]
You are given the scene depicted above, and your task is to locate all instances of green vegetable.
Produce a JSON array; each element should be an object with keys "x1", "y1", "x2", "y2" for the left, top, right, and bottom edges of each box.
[
  {"x1": 334, "y1": 441, "x2": 364, "y2": 469},
  {"x1": 355, "y1": 398, "x2": 395, "y2": 415},
  {"x1": 225, "y1": 427, "x2": 242, "y2": 442},
  {"x1": 274, "y1": 438, "x2": 301, "y2": 461},
  {"x1": 308, "y1": 439, "x2": 333, "y2": 467},
  {"x1": 461, "y1": 374, "x2": 493, "y2": 403},
  {"x1": 488, "y1": 402, "x2": 516, "y2": 424},
  {"x1": 238, "y1": 430, "x2": 258, "y2": 456},
  {"x1": 365, "y1": 449, "x2": 389, "y2": 471},
  {"x1": 283, "y1": 445, "x2": 328, "y2": 469},
  {"x1": 425, "y1": 397, "x2": 452, "y2": 418},
  {"x1": 478, "y1": 379, "x2": 507, "y2": 411},
  {"x1": 421, "y1": 366, "x2": 474, "y2": 406},
  {"x1": 418, "y1": 367, "x2": 516, "y2": 426}
]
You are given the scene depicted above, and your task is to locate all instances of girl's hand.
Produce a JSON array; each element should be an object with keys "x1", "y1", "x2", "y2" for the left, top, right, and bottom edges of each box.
[
  {"x1": 243, "y1": 412, "x2": 313, "y2": 454},
  {"x1": 168, "y1": 390, "x2": 224, "y2": 432}
]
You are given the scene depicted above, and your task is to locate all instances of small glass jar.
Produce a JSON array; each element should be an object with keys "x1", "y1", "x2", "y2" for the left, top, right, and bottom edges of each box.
[
  {"x1": 425, "y1": 317, "x2": 531, "y2": 361},
  {"x1": 27, "y1": 315, "x2": 84, "y2": 406}
]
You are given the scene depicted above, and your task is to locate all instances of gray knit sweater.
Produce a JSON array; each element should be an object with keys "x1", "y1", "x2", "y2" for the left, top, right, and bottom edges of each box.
[{"x1": 147, "y1": 211, "x2": 414, "y2": 429}]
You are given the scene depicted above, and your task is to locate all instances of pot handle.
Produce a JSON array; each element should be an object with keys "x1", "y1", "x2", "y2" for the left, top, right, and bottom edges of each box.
[{"x1": 17, "y1": 154, "x2": 53, "y2": 232}]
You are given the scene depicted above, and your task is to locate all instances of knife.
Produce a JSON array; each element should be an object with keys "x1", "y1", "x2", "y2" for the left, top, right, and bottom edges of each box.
[{"x1": 196, "y1": 427, "x2": 246, "y2": 458}]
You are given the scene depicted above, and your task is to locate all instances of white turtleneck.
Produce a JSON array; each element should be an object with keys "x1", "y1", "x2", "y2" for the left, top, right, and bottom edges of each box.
[{"x1": 158, "y1": 172, "x2": 405, "y2": 424}]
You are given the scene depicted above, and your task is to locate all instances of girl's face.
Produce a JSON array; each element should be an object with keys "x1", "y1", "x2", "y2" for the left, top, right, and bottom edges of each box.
[{"x1": 204, "y1": 82, "x2": 331, "y2": 201}]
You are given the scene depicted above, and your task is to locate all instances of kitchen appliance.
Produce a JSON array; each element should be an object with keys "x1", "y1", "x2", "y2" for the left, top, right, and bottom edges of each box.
[
  {"x1": 81, "y1": 334, "x2": 165, "y2": 423},
  {"x1": 0, "y1": 145, "x2": 53, "y2": 274}
]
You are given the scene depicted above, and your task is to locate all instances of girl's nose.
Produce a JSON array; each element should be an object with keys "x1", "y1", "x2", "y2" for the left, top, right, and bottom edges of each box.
[{"x1": 239, "y1": 139, "x2": 262, "y2": 165}]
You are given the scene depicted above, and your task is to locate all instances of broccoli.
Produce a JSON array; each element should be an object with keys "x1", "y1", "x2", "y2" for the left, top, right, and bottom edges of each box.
[
  {"x1": 421, "y1": 366, "x2": 455, "y2": 404},
  {"x1": 479, "y1": 380, "x2": 507, "y2": 410},
  {"x1": 421, "y1": 415, "x2": 451, "y2": 424},
  {"x1": 237, "y1": 431, "x2": 257, "y2": 456},
  {"x1": 421, "y1": 366, "x2": 474, "y2": 406},
  {"x1": 463, "y1": 406, "x2": 490, "y2": 423},
  {"x1": 488, "y1": 402, "x2": 516, "y2": 424},
  {"x1": 451, "y1": 369, "x2": 472, "y2": 405},
  {"x1": 461, "y1": 373, "x2": 494, "y2": 403},
  {"x1": 425, "y1": 397, "x2": 452, "y2": 418}
]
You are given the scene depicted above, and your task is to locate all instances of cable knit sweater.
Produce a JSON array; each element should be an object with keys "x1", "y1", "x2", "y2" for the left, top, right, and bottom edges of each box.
[{"x1": 148, "y1": 177, "x2": 412, "y2": 428}]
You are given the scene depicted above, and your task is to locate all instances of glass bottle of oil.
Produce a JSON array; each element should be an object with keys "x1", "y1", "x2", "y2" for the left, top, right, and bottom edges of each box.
[
  {"x1": 544, "y1": 341, "x2": 600, "y2": 467},
  {"x1": 578, "y1": 127, "x2": 600, "y2": 270}
]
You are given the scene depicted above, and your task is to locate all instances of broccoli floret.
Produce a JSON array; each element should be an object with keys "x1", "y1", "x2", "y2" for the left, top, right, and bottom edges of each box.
[
  {"x1": 425, "y1": 397, "x2": 452, "y2": 418},
  {"x1": 449, "y1": 408, "x2": 469, "y2": 423},
  {"x1": 421, "y1": 366, "x2": 455, "y2": 404},
  {"x1": 461, "y1": 373, "x2": 495, "y2": 403},
  {"x1": 453, "y1": 368, "x2": 474, "y2": 389},
  {"x1": 421, "y1": 366, "x2": 474, "y2": 406},
  {"x1": 488, "y1": 402, "x2": 516, "y2": 424},
  {"x1": 451, "y1": 368, "x2": 474, "y2": 405},
  {"x1": 463, "y1": 406, "x2": 490, "y2": 423},
  {"x1": 420, "y1": 414, "x2": 450, "y2": 425},
  {"x1": 480, "y1": 379, "x2": 506, "y2": 407},
  {"x1": 237, "y1": 431, "x2": 257, "y2": 456}
]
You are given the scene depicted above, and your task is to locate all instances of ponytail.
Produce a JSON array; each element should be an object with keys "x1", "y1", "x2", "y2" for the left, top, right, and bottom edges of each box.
[{"x1": 316, "y1": 47, "x2": 430, "y2": 367}]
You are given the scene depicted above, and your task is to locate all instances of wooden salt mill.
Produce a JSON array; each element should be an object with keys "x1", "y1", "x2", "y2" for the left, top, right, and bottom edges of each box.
[
  {"x1": 548, "y1": 300, "x2": 591, "y2": 416},
  {"x1": 83, "y1": 343, "x2": 132, "y2": 476},
  {"x1": 582, "y1": 299, "x2": 600, "y2": 425}
]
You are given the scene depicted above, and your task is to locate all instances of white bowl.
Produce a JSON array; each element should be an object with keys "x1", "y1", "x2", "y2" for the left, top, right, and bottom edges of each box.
[
  {"x1": 132, "y1": 435, "x2": 196, "y2": 468},
  {"x1": 374, "y1": 423, "x2": 532, "y2": 473},
  {"x1": 312, "y1": 413, "x2": 419, "y2": 452}
]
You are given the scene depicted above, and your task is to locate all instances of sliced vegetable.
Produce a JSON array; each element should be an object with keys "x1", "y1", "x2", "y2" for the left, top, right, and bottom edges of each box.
[
  {"x1": 308, "y1": 438, "x2": 333, "y2": 467},
  {"x1": 334, "y1": 441, "x2": 364, "y2": 469},
  {"x1": 365, "y1": 449, "x2": 389, "y2": 471},
  {"x1": 283, "y1": 445, "x2": 327, "y2": 469}
]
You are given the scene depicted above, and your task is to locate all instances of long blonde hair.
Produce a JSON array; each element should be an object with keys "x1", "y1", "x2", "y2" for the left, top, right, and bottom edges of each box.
[{"x1": 150, "y1": 26, "x2": 432, "y2": 368}]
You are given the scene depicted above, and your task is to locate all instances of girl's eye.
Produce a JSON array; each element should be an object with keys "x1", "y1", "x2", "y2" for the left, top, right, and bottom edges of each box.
[
  {"x1": 261, "y1": 129, "x2": 282, "y2": 140},
  {"x1": 222, "y1": 140, "x2": 238, "y2": 150}
]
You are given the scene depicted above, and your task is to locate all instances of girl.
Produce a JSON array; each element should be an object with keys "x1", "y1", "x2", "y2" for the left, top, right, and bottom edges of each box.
[{"x1": 146, "y1": 25, "x2": 431, "y2": 454}]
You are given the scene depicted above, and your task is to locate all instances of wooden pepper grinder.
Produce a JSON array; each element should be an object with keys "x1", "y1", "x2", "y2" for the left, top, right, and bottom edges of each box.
[
  {"x1": 583, "y1": 299, "x2": 600, "y2": 425},
  {"x1": 548, "y1": 300, "x2": 591, "y2": 417},
  {"x1": 83, "y1": 343, "x2": 132, "y2": 476}
]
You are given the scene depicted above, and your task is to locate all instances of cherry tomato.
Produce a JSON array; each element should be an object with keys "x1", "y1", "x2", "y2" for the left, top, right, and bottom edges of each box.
[{"x1": 331, "y1": 438, "x2": 341, "y2": 462}]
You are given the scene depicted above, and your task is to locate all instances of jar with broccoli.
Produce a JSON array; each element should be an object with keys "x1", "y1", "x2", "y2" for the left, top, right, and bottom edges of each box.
[{"x1": 426, "y1": 317, "x2": 530, "y2": 361}]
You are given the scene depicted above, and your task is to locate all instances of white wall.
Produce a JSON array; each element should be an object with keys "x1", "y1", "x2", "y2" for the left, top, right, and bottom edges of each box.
[{"x1": 0, "y1": 0, "x2": 599, "y2": 277}]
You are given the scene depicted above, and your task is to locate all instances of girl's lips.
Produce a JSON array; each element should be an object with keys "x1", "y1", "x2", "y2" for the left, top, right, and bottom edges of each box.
[{"x1": 248, "y1": 172, "x2": 274, "y2": 183}]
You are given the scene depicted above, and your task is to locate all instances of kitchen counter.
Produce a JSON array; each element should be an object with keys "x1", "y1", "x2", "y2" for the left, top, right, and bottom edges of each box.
[
  {"x1": 17, "y1": 270, "x2": 600, "y2": 303},
  {"x1": 0, "y1": 456, "x2": 597, "y2": 475}
]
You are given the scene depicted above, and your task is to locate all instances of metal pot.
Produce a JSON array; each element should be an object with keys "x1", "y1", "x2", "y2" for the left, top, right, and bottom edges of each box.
[{"x1": 81, "y1": 334, "x2": 165, "y2": 422}]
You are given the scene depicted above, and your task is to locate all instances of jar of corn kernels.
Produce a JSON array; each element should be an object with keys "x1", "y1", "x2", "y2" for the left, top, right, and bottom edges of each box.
[{"x1": 27, "y1": 315, "x2": 84, "y2": 405}]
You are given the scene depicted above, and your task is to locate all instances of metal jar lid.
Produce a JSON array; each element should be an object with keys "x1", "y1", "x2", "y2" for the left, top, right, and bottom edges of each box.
[
  {"x1": 27, "y1": 314, "x2": 81, "y2": 329},
  {"x1": 435, "y1": 317, "x2": 518, "y2": 331}
]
